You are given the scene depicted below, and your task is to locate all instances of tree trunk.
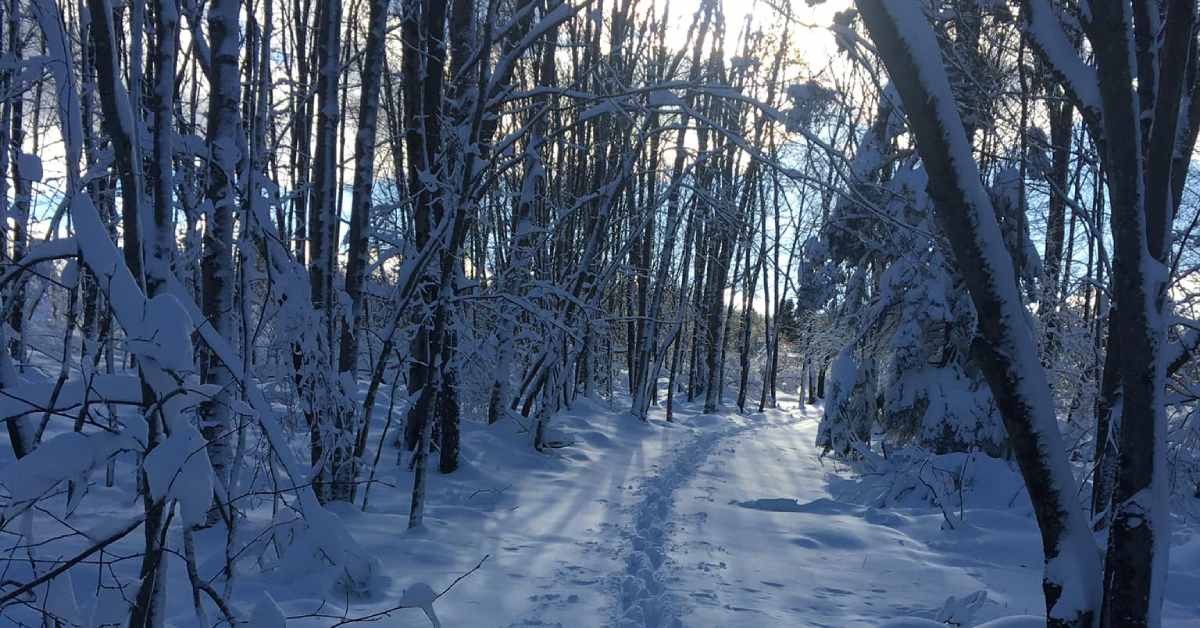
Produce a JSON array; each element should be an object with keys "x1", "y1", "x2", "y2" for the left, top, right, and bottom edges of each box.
[
  {"x1": 1039, "y1": 97, "x2": 1072, "y2": 363},
  {"x1": 309, "y1": 0, "x2": 351, "y2": 502},
  {"x1": 1089, "y1": 0, "x2": 1190, "y2": 622},
  {"x1": 1, "y1": 0, "x2": 32, "y2": 458},
  {"x1": 200, "y1": 0, "x2": 239, "y2": 512},
  {"x1": 343, "y1": 0, "x2": 389, "y2": 500},
  {"x1": 854, "y1": 2, "x2": 1102, "y2": 623}
]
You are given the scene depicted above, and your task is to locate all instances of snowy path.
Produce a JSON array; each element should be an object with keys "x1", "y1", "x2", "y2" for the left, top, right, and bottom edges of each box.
[
  {"x1": 611, "y1": 401, "x2": 1200, "y2": 628},
  {"x1": 647, "y1": 404, "x2": 1048, "y2": 627},
  {"x1": 612, "y1": 411, "x2": 762, "y2": 627},
  {"x1": 271, "y1": 397, "x2": 1200, "y2": 627}
]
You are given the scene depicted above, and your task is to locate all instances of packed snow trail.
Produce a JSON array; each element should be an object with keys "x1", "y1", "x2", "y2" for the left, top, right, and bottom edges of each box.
[{"x1": 612, "y1": 411, "x2": 765, "y2": 627}]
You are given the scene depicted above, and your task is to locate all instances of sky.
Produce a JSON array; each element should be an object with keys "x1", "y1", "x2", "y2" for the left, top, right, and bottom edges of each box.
[
  {"x1": 665, "y1": 0, "x2": 852, "y2": 67},
  {"x1": 655, "y1": 0, "x2": 852, "y2": 315}
]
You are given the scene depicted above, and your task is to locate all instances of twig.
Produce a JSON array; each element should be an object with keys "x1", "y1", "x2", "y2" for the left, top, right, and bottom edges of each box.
[
  {"x1": 0, "y1": 511, "x2": 146, "y2": 607},
  {"x1": 288, "y1": 554, "x2": 490, "y2": 626}
]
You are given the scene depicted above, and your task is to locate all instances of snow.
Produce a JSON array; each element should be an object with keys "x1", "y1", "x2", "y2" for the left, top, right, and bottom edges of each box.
[
  {"x1": 1022, "y1": 0, "x2": 1102, "y2": 115},
  {"x1": 40, "y1": 569, "x2": 79, "y2": 625},
  {"x1": 2, "y1": 430, "x2": 131, "y2": 517},
  {"x1": 0, "y1": 373, "x2": 142, "y2": 419},
  {"x1": 975, "y1": 618, "x2": 1047, "y2": 628},
  {"x1": 31, "y1": 0, "x2": 83, "y2": 171},
  {"x1": 674, "y1": 408, "x2": 1026, "y2": 625},
  {"x1": 143, "y1": 424, "x2": 214, "y2": 528},
  {"x1": 248, "y1": 593, "x2": 287, "y2": 628},
  {"x1": 2, "y1": 352, "x2": 1200, "y2": 628},
  {"x1": 236, "y1": 394, "x2": 1200, "y2": 625},
  {"x1": 400, "y1": 582, "x2": 441, "y2": 627},
  {"x1": 127, "y1": 293, "x2": 197, "y2": 374},
  {"x1": 614, "y1": 411, "x2": 761, "y2": 627},
  {"x1": 581, "y1": 100, "x2": 623, "y2": 122},
  {"x1": 2, "y1": 0, "x2": 1194, "y2": 625},
  {"x1": 664, "y1": 404, "x2": 1200, "y2": 627},
  {"x1": 647, "y1": 89, "x2": 687, "y2": 109},
  {"x1": 16, "y1": 152, "x2": 42, "y2": 182}
]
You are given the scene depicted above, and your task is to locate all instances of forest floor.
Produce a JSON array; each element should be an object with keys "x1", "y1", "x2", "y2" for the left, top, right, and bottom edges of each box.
[
  {"x1": 261, "y1": 393, "x2": 1200, "y2": 628},
  {"x1": 16, "y1": 356, "x2": 1199, "y2": 626}
]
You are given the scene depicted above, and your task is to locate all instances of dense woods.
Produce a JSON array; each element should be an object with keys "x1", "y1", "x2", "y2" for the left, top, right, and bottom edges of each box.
[{"x1": 0, "y1": 0, "x2": 1197, "y2": 625}]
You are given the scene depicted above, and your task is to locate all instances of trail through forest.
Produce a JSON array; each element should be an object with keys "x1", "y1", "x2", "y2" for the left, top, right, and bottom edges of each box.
[
  {"x1": 15, "y1": 383, "x2": 1196, "y2": 627},
  {"x1": 3, "y1": 0, "x2": 1200, "y2": 624},
  {"x1": 612, "y1": 405, "x2": 764, "y2": 627},
  {"x1": 605, "y1": 402, "x2": 1049, "y2": 628},
  {"x1": 613, "y1": 402, "x2": 1199, "y2": 628},
  {"x1": 300, "y1": 395, "x2": 1200, "y2": 627}
]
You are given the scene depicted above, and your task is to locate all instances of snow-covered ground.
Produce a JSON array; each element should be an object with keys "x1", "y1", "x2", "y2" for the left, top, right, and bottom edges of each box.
[
  {"x1": 669, "y1": 407, "x2": 1048, "y2": 627},
  {"x1": 252, "y1": 394, "x2": 1200, "y2": 627},
  {"x1": 9, "y1": 385, "x2": 1200, "y2": 626},
  {"x1": 340, "y1": 396, "x2": 1200, "y2": 624}
]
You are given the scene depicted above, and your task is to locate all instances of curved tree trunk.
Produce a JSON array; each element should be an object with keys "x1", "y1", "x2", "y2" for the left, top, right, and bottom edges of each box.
[{"x1": 853, "y1": 2, "x2": 1103, "y2": 623}]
